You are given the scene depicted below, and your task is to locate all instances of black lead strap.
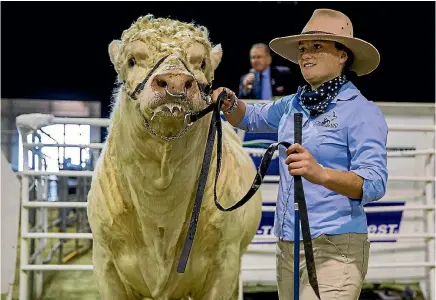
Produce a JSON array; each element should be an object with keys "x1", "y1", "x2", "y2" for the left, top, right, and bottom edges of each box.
[
  {"x1": 177, "y1": 92, "x2": 320, "y2": 300},
  {"x1": 293, "y1": 113, "x2": 321, "y2": 300},
  {"x1": 176, "y1": 94, "x2": 221, "y2": 273}
]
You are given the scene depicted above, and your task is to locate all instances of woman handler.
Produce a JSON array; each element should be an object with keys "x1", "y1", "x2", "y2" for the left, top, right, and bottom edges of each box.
[{"x1": 212, "y1": 8, "x2": 388, "y2": 300}]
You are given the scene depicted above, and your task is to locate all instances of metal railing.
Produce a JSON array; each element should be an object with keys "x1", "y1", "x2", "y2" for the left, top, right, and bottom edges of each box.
[{"x1": 15, "y1": 113, "x2": 435, "y2": 300}]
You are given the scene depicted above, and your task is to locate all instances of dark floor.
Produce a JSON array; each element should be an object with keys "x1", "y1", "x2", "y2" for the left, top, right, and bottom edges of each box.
[{"x1": 244, "y1": 292, "x2": 278, "y2": 300}]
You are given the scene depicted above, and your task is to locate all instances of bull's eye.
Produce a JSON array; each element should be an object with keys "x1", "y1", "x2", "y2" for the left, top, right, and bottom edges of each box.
[
  {"x1": 200, "y1": 60, "x2": 206, "y2": 70},
  {"x1": 128, "y1": 58, "x2": 136, "y2": 68}
]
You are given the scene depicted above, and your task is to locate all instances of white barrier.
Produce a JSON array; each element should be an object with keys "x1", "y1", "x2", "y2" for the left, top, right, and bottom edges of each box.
[
  {"x1": 1, "y1": 151, "x2": 21, "y2": 298},
  {"x1": 14, "y1": 110, "x2": 435, "y2": 300}
]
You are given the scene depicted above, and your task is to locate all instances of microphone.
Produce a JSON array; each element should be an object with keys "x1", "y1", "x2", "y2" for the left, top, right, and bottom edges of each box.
[{"x1": 246, "y1": 68, "x2": 256, "y2": 92}]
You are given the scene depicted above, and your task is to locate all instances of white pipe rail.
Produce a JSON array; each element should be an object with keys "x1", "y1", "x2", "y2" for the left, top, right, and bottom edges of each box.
[
  {"x1": 23, "y1": 143, "x2": 105, "y2": 149},
  {"x1": 363, "y1": 204, "x2": 435, "y2": 212},
  {"x1": 23, "y1": 201, "x2": 88, "y2": 208},
  {"x1": 19, "y1": 134, "x2": 30, "y2": 300},
  {"x1": 23, "y1": 233, "x2": 93, "y2": 239},
  {"x1": 52, "y1": 117, "x2": 110, "y2": 127},
  {"x1": 387, "y1": 149, "x2": 435, "y2": 157},
  {"x1": 18, "y1": 170, "x2": 94, "y2": 177},
  {"x1": 21, "y1": 265, "x2": 94, "y2": 271}
]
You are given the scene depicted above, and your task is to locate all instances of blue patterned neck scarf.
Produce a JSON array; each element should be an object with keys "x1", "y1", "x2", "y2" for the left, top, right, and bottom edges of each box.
[{"x1": 300, "y1": 75, "x2": 348, "y2": 116}]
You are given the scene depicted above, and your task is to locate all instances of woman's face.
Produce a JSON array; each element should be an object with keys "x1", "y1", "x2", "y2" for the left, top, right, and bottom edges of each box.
[{"x1": 297, "y1": 40, "x2": 348, "y2": 90}]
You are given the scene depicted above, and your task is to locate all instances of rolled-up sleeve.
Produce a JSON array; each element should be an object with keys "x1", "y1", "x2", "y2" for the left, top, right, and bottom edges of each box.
[
  {"x1": 348, "y1": 103, "x2": 388, "y2": 206},
  {"x1": 236, "y1": 95, "x2": 292, "y2": 133}
]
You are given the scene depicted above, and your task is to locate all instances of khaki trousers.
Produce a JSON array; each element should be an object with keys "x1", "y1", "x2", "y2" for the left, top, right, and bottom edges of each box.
[{"x1": 276, "y1": 233, "x2": 370, "y2": 300}]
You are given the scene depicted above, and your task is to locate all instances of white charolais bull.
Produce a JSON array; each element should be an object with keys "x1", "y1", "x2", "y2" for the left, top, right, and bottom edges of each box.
[{"x1": 87, "y1": 15, "x2": 262, "y2": 300}]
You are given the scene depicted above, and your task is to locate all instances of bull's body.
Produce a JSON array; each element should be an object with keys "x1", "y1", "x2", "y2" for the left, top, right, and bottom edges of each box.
[{"x1": 87, "y1": 15, "x2": 262, "y2": 300}]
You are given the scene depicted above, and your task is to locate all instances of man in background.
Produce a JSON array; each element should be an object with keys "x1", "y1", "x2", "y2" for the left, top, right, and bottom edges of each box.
[{"x1": 238, "y1": 43, "x2": 296, "y2": 100}]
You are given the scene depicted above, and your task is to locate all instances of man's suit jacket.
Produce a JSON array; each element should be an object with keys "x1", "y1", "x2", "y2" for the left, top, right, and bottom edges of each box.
[{"x1": 238, "y1": 65, "x2": 297, "y2": 100}]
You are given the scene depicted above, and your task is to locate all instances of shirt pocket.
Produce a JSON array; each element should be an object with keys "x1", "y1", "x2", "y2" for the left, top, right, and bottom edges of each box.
[{"x1": 312, "y1": 127, "x2": 349, "y2": 167}]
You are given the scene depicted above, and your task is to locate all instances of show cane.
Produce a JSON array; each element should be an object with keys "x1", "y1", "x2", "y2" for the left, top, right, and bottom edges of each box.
[{"x1": 293, "y1": 112, "x2": 321, "y2": 300}]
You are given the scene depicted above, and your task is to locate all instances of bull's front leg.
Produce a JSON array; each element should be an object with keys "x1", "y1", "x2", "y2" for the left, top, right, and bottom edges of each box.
[
  {"x1": 93, "y1": 242, "x2": 135, "y2": 300},
  {"x1": 196, "y1": 245, "x2": 242, "y2": 300}
]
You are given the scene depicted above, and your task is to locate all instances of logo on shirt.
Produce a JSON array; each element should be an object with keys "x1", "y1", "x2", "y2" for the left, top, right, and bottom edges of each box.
[{"x1": 315, "y1": 111, "x2": 338, "y2": 128}]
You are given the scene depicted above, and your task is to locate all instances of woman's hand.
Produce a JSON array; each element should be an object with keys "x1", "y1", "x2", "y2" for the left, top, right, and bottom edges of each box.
[
  {"x1": 210, "y1": 87, "x2": 246, "y2": 127},
  {"x1": 211, "y1": 87, "x2": 237, "y2": 112},
  {"x1": 285, "y1": 143, "x2": 328, "y2": 185}
]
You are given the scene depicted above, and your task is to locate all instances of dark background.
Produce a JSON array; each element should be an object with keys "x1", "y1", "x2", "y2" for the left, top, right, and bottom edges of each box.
[{"x1": 1, "y1": 1, "x2": 435, "y2": 118}]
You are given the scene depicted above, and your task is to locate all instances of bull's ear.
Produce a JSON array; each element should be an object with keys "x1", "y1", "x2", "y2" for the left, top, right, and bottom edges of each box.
[
  {"x1": 109, "y1": 40, "x2": 121, "y2": 68},
  {"x1": 210, "y1": 43, "x2": 223, "y2": 71}
]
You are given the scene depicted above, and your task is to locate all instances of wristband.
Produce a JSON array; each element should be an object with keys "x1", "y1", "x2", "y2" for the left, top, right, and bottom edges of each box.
[{"x1": 223, "y1": 96, "x2": 239, "y2": 115}]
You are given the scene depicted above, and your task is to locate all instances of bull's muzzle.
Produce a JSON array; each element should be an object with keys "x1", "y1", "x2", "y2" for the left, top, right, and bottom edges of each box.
[{"x1": 152, "y1": 71, "x2": 195, "y2": 99}]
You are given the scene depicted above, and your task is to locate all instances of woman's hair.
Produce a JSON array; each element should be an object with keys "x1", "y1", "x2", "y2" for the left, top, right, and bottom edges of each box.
[{"x1": 334, "y1": 42, "x2": 359, "y2": 86}]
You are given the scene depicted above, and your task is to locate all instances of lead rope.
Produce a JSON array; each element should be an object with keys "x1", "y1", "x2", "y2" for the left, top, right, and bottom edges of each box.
[
  {"x1": 176, "y1": 89, "x2": 225, "y2": 273},
  {"x1": 127, "y1": 54, "x2": 319, "y2": 298}
]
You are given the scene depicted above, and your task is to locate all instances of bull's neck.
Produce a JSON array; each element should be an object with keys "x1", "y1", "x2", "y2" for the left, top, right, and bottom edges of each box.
[{"x1": 106, "y1": 104, "x2": 213, "y2": 214}]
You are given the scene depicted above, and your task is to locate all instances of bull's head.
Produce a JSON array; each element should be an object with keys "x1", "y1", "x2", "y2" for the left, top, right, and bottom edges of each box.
[{"x1": 108, "y1": 15, "x2": 223, "y2": 140}]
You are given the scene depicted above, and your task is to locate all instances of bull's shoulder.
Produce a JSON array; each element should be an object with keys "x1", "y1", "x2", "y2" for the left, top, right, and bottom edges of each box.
[
  {"x1": 87, "y1": 154, "x2": 133, "y2": 231},
  {"x1": 87, "y1": 177, "x2": 139, "y2": 251}
]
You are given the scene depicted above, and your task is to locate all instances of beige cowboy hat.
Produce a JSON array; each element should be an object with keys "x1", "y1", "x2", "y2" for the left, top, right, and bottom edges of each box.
[{"x1": 269, "y1": 8, "x2": 380, "y2": 76}]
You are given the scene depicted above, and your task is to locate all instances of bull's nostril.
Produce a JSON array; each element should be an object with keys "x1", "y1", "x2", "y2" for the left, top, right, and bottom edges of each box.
[
  {"x1": 157, "y1": 80, "x2": 167, "y2": 88},
  {"x1": 185, "y1": 79, "x2": 193, "y2": 90}
]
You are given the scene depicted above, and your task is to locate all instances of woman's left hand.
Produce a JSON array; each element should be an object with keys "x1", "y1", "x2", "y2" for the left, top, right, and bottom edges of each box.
[{"x1": 285, "y1": 143, "x2": 328, "y2": 185}]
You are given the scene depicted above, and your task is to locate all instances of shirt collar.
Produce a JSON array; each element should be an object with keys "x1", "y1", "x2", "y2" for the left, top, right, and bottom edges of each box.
[{"x1": 332, "y1": 81, "x2": 360, "y2": 103}]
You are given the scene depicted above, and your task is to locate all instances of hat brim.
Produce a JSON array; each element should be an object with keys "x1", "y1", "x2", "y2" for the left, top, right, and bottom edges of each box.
[{"x1": 269, "y1": 34, "x2": 380, "y2": 76}]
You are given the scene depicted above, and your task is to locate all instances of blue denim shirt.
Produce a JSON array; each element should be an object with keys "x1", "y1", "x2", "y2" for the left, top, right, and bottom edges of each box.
[{"x1": 236, "y1": 82, "x2": 388, "y2": 241}]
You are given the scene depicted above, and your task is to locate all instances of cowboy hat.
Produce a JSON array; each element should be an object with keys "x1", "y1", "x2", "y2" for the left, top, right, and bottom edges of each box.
[{"x1": 269, "y1": 8, "x2": 380, "y2": 76}]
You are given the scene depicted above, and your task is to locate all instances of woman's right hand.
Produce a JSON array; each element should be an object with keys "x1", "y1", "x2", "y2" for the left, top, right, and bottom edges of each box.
[{"x1": 211, "y1": 87, "x2": 237, "y2": 112}]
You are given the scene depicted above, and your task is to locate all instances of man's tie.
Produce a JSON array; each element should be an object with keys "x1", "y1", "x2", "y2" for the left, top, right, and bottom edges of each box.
[{"x1": 255, "y1": 72, "x2": 263, "y2": 99}]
